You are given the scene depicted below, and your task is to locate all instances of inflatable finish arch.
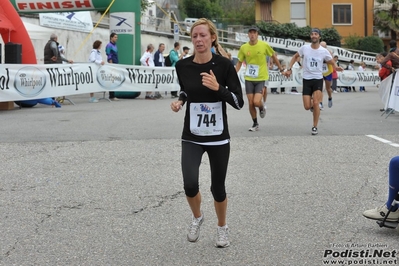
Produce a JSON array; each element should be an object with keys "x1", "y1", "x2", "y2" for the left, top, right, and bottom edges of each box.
[{"x1": 4, "y1": 0, "x2": 141, "y2": 65}]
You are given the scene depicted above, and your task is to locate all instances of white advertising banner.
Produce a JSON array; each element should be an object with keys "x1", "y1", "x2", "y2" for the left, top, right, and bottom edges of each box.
[
  {"x1": 387, "y1": 72, "x2": 399, "y2": 112},
  {"x1": 235, "y1": 33, "x2": 377, "y2": 65},
  {"x1": 238, "y1": 68, "x2": 380, "y2": 89},
  {"x1": 0, "y1": 63, "x2": 380, "y2": 102},
  {"x1": 39, "y1": 11, "x2": 93, "y2": 33},
  {"x1": 378, "y1": 73, "x2": 394, "y2": 109},
  {"x1": 0, "y1": 63, "x2": 179, "y2": 102}
]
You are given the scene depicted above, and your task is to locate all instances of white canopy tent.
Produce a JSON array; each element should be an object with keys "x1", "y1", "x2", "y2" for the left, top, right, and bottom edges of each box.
[{"x1": 23, "y1": 21, "x2": 54, "y2": 40}]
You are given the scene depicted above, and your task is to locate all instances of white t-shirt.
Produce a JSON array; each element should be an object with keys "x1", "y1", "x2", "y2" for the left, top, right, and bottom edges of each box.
[
  {"x1": 298, "y1": 44, "x2": 332, "y2": 79},
  {"x1": 140, "y1": 51, "x2": 154, "y2": 67}
]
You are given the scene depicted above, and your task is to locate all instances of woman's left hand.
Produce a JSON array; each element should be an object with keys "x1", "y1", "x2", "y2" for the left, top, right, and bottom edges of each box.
[{"x1": 200, "y1": 70, "x2": 219, "y2": 91}]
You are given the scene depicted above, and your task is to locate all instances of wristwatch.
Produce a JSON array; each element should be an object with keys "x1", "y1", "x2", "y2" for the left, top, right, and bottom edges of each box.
[{"x1": 287, "y1": 68, "x2": 292, "y2": 71}]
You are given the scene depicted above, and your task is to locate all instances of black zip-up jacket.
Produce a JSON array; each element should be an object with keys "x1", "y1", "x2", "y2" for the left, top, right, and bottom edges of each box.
[{"x1": 176, "y1": 53, "x2": 244, "y2": 143}]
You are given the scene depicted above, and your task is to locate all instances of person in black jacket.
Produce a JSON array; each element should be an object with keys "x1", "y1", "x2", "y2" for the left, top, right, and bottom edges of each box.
[
  {"x1": 170, "y1": 18, "x2": 244, "y2": 248},
  {"x1": 153, "y1": 43, "x2": 165, "y2": 99},
  {"x1": 43, "y1": 33, "x2": 73, "y2": 64}
]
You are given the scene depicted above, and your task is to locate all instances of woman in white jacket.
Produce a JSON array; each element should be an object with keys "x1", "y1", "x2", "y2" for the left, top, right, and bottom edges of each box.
[{"x1": 88, "y1": 40, "x2": 105, "y2": 103}]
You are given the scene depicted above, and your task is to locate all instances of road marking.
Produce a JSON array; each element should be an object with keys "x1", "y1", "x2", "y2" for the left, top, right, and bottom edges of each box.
[{"x1": 366, "y1": 135, "x2": 399, "y2": 147}]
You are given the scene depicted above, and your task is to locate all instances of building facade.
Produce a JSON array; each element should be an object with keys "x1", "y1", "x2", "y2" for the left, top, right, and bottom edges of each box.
[
  {"x1": 255, "y1": 0, "x2": 309, "y2": 27},
  {"x1": 255, "y1": 0, "x2": 374, "y2": 39}
]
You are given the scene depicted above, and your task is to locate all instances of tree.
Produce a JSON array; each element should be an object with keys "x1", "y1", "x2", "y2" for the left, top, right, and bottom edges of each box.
[
  {"x1": 141, "y1": 0, "x2": 151, "y2": 12},
  {"x1": 181, "y1": 0, "x2": 222, "y2": 19},
  {"x1": 179, "y1": 0, "x2": 253, "y2": 26},
  {"x1": 344, "y1": 34, "x2": 362, "y2": 50},
  {"x1": 344, "y1": 35, "x2": 384, "y2": 53},
  {"x1": 218, "y1": 0, "x2": 255, "y2": 25},
  {"x1": 374, "y1": 0, "x2": 399, "y2": 41},
  {"x1": 321, "y1": 27, "x2": 342, "y2": 47},
  {"x1": 357, "y1": 36, "x2": 385, "y2": 53}
]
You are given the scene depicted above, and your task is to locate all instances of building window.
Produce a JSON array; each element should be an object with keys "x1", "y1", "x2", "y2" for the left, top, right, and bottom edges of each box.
[
  {"x1": 291, "y1": 3, "x2": 306, "y2": 19},
  {"x1": 333, "y1": 4, "x2": 352, "y2": 24}
]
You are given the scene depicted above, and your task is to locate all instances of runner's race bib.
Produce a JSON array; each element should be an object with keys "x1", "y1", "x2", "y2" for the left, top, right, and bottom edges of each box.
[
  {"x1": 245, "y1": 64, "x2": 260, "y2": 78},
  {"x1": 322, "y1": 63, "x2": 328, "y2": 73},
  {"x1": 307, "y1": 59, "x2": 320, "y2": 71},
  {"x1": 190, "y1": 102, "x2": 223, "y2": 136}
]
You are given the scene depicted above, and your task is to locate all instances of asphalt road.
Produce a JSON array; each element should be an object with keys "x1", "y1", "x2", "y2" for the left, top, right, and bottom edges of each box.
[{"x1": 1, "y1": 87, "x2": 398, "y2": 266}]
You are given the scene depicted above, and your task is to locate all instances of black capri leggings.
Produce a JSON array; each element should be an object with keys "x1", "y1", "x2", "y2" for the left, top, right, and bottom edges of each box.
[{"x1": 181, "y1": 141, "x2": 230, "y2": 202}]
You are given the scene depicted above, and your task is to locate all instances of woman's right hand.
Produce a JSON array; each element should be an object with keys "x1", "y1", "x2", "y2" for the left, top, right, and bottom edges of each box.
[{"x1": 171, "y1": 100, "x2": 183, "y2": 112}]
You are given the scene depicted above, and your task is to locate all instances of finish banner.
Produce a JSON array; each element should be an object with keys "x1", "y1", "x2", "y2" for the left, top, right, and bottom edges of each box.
[{"x1": 0, "y1": 63, "x2": 381, "y2": 102}]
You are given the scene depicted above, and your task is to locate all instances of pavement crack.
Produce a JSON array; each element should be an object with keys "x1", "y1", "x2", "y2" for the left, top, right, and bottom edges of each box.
[
  {"x1": 133, "y1": 191, "x2": 185, "y2": 214},
  {"x1": 153, "y1": 190, "x2": 185, "y2": 208}
]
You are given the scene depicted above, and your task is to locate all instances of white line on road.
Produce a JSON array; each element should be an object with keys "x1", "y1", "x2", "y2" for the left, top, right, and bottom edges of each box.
[{"x1": 366, "y1": 135, "x2": 399, "y2": 147}]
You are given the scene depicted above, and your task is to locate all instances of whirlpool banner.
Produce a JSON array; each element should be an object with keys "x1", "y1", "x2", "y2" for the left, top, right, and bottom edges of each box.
[{"x1": 0, "y1": 63, "x2": 380, "y2": 102}]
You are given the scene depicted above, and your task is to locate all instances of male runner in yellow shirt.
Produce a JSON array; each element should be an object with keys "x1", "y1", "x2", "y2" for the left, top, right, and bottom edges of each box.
[{"x1": 236, "y1": 26, "x2": 284, "y2": 131}]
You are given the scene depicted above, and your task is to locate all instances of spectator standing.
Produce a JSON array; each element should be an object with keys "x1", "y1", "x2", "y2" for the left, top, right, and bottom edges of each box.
[
  {"x1": 346, "y1": 60, "x2": 356, "y2": 92},
  {"x1": 180, "y1": 46, "x2": 191, "y2": 59},
  {"x1": 56, "y1": 45, "x2": 68, "y2": 103},
  {"x1": 153, "y1": 43, "x2": 166, "y2": 99},
  {"x1": 358, "y1": 61, "x2": 366, "y2": 92},
  {"x1": 140, "y1": 44, "x2": 157, "y2": 100},
  {"x1": 169, "y1": 42, "x2": 180, "y2": 98},
  {"x1": 88, "y1": 40, "x2": 105, "y2": 103},
  {"x1": 105, "y1": 33, "x2": 120, "y2": 101},
  {"x1": 331, "y1": 55, "x2": 339, "y2": 93},
  {"x1": 44, "y1": 34, "x2": 73, "y2": 106},
  {"x1": 44, "y1": 33, "x2": 73, "y2": 64},
  {"x1": 377, "y1": 52, "x2": 393, "y2": 81},
  {"x1": 58, "y1": 45, "x2": 67, "y2": 64},
  {"x1": 154, "y1": 43, "x2": 165, "y2": 67}
]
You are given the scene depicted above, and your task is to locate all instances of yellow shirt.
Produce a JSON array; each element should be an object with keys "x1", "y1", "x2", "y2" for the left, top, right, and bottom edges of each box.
[
  {"x1": 238, "y1": 40, "x2": 275, "y2": 81},
  {"x1": 322, "y1": 62, "x2": 333, "y2": 76}
]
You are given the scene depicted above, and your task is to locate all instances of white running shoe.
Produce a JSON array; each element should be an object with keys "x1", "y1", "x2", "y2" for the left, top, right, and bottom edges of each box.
[
  {"x1": 215, "y1": 225, "x2": 230, "y2": 248},
  {"x1": 248, "y1": 123, "x2": 259, "y2": 132},
  {"x1": 187, "y1": 212, "x2": 204, "y2": 242},
  {"x1": 363, "y1": 205, "x2": 399, "y2": 222}
]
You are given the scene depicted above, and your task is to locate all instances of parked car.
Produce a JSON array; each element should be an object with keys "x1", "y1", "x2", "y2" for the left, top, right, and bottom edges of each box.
[{"x1": 183, "y1": 18, "x2": 198, "y2": 34}]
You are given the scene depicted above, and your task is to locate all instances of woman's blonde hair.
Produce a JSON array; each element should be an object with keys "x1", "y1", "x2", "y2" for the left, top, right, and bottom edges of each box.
[{"x1": 190, "y1": 18, "x2": 219, "y2": 49}]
